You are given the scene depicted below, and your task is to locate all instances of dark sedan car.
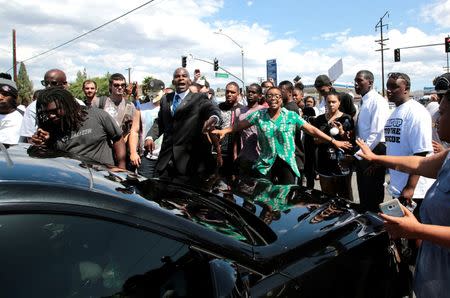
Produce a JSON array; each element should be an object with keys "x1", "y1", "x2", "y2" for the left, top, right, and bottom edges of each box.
[{"x1": 0, "y1": 144, "x2": 409, "y2": 297}]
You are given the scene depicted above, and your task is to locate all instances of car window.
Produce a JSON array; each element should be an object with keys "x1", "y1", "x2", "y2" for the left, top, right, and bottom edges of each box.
[{"x1": 0, "y1": 213, "x2": 213, "y2": 297}]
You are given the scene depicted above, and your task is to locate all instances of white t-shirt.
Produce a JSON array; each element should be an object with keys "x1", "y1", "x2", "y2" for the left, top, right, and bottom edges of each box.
[
  {"x1": 20, "y1": 98, "x2": 85, "y2": 138},
  {"x1": 385, "y1": 99, "x2": 435, "y2": 198},
  {"x1": 0, "y1": 110, "x2": 24, "y2": 145}
]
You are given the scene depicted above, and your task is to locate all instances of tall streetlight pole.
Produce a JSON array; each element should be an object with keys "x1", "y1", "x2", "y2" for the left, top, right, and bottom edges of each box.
[
  {"x1": 125, "y1": 67, "x2": 131, "y2": 83},
  {"x1": 214, "y1": 29, "x2": 245, "y2": 90}
]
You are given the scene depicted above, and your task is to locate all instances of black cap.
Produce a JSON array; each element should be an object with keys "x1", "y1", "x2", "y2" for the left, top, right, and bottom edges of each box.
[
  {"x1": 314, "y1": 74, "x2": 332, "y2": 88},
  {"x1": 147, "y1": 79, "x2": 165, "y2": 103},
  {"x1": 433, "y1": 73, "x2": 450, "y2": 94}
]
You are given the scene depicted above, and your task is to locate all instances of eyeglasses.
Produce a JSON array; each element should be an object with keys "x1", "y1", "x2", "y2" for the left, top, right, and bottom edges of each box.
[
  {"x1": 266, "y1": 94, "x2": 281, "y2": 99},
  {"x1": 41, "y1": 80, "x2": 67, "y2": 87},
  {"x1": 113, "y1": 83, "x2": 127, "y2": 88}
]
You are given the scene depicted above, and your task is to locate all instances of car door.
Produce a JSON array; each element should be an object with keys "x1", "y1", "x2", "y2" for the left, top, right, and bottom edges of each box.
[{"x1": 0, "y1": 211, "x2": 216, "y2": 297}]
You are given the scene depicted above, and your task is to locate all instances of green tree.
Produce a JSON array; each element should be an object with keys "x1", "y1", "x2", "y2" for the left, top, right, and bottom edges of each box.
[
  {"x1": 16, "y1": 62, "x2": 33, "y2": 106},
  {"x1": 141, "y1": 76, "x2": 155, "y2": 96},
  {"x1": 68, "y1": 70, "x2": 110, "y2": 99}
]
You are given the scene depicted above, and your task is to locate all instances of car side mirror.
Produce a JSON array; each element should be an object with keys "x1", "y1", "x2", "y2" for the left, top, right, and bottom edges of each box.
[{"x1": 209, "y1": 259, "x2": 249, "y2": 297}]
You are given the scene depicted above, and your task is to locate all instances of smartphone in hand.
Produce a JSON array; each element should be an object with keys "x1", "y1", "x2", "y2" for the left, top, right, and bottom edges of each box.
[{"x1": 379, "y1": 199, "x2": 405, "y2": 217}]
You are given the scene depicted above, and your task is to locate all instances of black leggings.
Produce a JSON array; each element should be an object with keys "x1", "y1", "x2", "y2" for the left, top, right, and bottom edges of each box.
[{"x1": 268, "y1": 157, "x2": 297, "y2": 185}]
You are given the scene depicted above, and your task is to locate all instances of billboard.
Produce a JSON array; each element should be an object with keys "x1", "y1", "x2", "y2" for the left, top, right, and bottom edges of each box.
[{"x1": 266, "y1": 59, "x2": 277, "y2": 86}]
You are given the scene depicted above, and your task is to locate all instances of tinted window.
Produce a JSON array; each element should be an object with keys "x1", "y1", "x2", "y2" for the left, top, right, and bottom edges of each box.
[{"x1": 0, "y1": 214, "x2": 212, "y2": 297}]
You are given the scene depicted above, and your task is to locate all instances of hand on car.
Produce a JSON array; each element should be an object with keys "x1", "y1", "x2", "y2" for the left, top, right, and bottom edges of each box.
[{"x1": 31, "y1": 128, "x2": 50, "y2": 146}]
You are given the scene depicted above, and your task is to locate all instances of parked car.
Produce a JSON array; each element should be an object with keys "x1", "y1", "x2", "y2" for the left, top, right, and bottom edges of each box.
[{"x1": 0, "y1": 144, "x2": 410, "y2": 297}]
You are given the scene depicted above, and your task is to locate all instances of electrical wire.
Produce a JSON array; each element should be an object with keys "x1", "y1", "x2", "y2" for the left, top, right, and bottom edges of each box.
[{"x1": 19, "y1": 0, "x2": 156, "y2": 64}]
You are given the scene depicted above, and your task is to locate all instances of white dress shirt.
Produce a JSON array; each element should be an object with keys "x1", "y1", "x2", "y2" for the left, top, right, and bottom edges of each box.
[{"x1": 356, "y1": 89, "x2": 390, "y2": 150}]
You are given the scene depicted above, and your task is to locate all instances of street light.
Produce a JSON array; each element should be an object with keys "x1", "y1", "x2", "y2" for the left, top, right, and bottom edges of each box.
[{"x1": 214, "y1": 29, "x2": 245, "y2": 89}]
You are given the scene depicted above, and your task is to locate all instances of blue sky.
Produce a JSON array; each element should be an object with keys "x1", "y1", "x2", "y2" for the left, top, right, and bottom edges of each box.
[{"x1": 0, "y1": 0, "x2": 449, "y2": 93}]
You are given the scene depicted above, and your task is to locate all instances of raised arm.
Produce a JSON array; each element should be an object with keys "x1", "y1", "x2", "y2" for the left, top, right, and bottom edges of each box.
[
  {"x1": 301, "y1": 122, "x2": 352, "y2": 150},
  {"x1": 356, "y1": 138, "x2": 448, "y2": 179},
  {"x1": 211, "y1": 119, "x2": 252, "y2": 140}
]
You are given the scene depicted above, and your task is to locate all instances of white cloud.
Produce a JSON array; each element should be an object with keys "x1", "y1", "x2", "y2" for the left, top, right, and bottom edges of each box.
[
  {"x1": 247, "y1": 1, "x2": 253, "y2": 6},
  {"x1": 0, "y1": 0, "x2": 447, "y2": 94},
  {"x1": 421, "y1": 0, "x2": 450, "y2": 28},
  {"x1": 318, "y1": 29, "x2": 351, "y2": 41}
]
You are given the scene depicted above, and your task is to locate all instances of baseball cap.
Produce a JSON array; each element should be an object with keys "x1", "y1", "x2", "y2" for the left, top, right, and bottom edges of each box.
[
  {"x1": 0, "y1": 78, "x2": 18, "y2": 98},
  {"x1": 147, "y1": 79, "x2": 165, "y2": 103},
  {"x1": 433, "y1": 73, "x2": 450, "y2": 94},
  {"x1": 314, "y1": 74, "x2": 332, "y2": 88},
  {"x1": 194, "y1": 77, "x2": 210, "y2": 89}
]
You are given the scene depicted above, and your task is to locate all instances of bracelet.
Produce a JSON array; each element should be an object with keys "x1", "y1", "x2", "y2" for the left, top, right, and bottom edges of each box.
[{"x1": 329, "y1": 137, "x2": 335, "y2": 144}]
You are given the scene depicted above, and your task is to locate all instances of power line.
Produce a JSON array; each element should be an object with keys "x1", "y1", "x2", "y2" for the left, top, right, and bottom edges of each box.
[{"x1": 20, "y1": 0, "x2": 156, "y2": 64}]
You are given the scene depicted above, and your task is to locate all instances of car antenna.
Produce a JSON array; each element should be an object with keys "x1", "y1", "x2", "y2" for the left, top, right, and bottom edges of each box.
[{"x1": 0, "y1": 143, "x2": 13, "y2": 167}]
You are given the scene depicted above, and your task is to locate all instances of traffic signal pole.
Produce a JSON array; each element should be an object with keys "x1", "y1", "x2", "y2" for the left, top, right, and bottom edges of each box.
[
  {"x1": 188, "y1": 54, "x2": 244, "y2": 85},
  {"x1": 394, "y1": 41, "x2": 448, "y2": 72}
]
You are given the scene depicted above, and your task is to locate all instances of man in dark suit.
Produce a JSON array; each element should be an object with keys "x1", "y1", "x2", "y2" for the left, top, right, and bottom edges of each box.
[{"x1": 144, "y1": 68, "x2": 221, "y2": 182}]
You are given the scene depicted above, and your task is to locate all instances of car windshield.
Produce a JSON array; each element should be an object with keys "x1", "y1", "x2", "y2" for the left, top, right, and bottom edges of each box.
[{"x1": 135, "y1": 178, "x2": 276, "y2": 246}]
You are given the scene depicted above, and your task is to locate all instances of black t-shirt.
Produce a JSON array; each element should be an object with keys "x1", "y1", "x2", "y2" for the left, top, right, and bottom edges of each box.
[
  {"x1": 54, "y1": 108, "x2": 123, "y2": 165},
  {"x1": 338, "y1": 92, "x2": 356, "y2": 117},
  {"x1": 313, "y1": 113, "x2": 354, "y2": 176}
]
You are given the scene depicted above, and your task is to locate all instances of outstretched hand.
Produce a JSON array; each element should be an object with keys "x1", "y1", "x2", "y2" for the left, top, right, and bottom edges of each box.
[
  {"x1": 333, "y1": 139, "x2": 352, "y2": 150},
  {"x1": 210, "y1": 129, "x2": 226, "y2": 140},
  {"x1": 379, "y1": 204, "x2": 421, "y2": 239},
  {"x1": 356, "y1": 138, "x2": 377, "y2": 161}
]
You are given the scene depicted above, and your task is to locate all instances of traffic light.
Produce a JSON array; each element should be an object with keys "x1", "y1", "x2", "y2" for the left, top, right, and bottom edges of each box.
[
  {"x1": 181, "y1": 56, "x2": 187, "y2": 68},
  {"x1": 213, "y1": 58, "x2": 219, "y2": 71},
  {"x1": 445, "y1": 37, "x2": 450, "y2": 53},
  {"x1": 394, "y1": 48, "x2": 400, "y2": 62}
]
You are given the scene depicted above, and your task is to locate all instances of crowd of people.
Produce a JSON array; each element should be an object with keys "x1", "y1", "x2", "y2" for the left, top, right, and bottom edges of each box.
[{"x1": 1, "y1": 66, "x2": 449, "y2": 297}]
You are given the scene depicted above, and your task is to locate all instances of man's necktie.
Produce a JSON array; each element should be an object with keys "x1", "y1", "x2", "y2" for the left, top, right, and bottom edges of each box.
[{"x1": 172, "y1": 94, "x2": 181, "y2": 115}]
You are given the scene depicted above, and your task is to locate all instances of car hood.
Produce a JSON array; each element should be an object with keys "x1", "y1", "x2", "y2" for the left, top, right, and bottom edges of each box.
[{"x1": 204, "y1": 176, "x2": 385, "y2": 270}]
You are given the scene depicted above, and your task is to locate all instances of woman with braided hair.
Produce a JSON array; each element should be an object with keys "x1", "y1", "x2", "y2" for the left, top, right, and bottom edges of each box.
[{"x1": 32, "y1": 87, "x2": 126, "y2": 169}]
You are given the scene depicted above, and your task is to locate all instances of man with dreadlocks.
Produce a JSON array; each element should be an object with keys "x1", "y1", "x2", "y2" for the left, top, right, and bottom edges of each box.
[{"x1": 31, "y1": 87, "x2": 126, "y2": 169}]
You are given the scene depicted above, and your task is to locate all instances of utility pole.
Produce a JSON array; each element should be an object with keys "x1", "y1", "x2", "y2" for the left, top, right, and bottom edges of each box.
[
  {"x1": 12, "y1": 29, "x2": 17, "y2": 81},
  {"x1": 375, "y1": 11, "x2": 389, "y2": 97},
  {"x1": 125, "y1": 67, "x2": 131, "y2": 83}
]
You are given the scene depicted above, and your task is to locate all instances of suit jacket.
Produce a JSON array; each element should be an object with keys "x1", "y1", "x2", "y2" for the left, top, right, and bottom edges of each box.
[{"x1": 148, "y1": 91, "x2": 221, "y2": 176}]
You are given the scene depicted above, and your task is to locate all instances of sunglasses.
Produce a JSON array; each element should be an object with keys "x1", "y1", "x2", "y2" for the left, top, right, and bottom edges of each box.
[
  {"x1": 113, "y1": 83, "x2": 127, "y2": 88},
  {"x1": 41, "y1": 80, "x2": 67, "y2": 87}
]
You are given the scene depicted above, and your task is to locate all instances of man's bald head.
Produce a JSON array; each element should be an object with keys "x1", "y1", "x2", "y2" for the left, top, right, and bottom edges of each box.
[{"x1": 43, "y1": 69, "x2": 68, "y2": 89}]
